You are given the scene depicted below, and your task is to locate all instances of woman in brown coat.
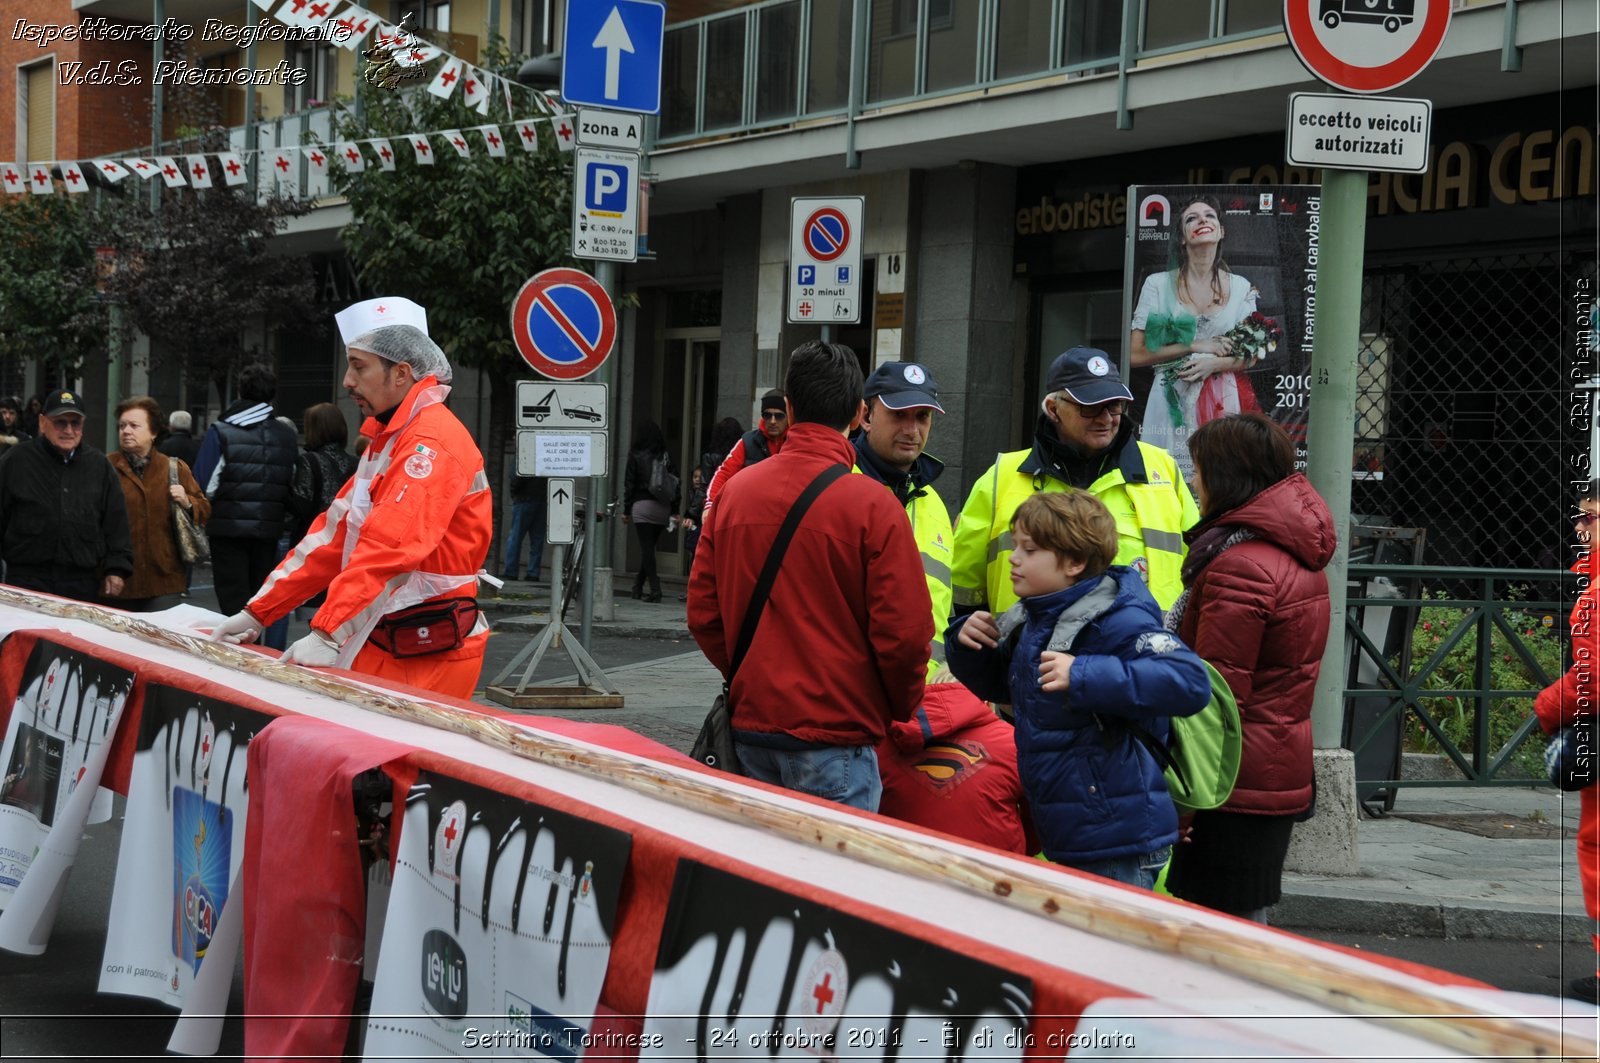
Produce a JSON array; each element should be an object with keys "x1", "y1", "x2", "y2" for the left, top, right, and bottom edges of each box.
[{"x1": 108, "y1": 396, "x2": 210, "y2": 611}]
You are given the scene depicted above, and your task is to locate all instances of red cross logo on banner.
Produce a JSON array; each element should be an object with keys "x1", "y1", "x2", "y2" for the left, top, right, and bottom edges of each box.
[
  {"x1": 439, "y1": 67, "x2": 457, "y2": 87},
  {"x1": 519, "y1": 125, "x2": 536, "y2": 144},
  {"x1": 442, "y1": 816, "x2": 458, "y2": 846},
  {"x1": 345, "y1": 147, "x2": 360, "y2": 163},
  {"x1": 190, "y1": 161, "x2": 206, "y2": 180},
  {"x1": 101, "y1": 163, "x2": 119, "y2": 174},
  {"x1": 161, "y1": 162, "x2": 178, "y2": 179},
  {"x1": 275, "y1": 155, "x2": 290, "y2": 172},
  {"x1": 414, "y1": 139, "x2": 429, "y2": 155},
  {"x1": 225, "y1": 158, "x2": 242, "y2": 176},
  {"x1": 309, "y1": 1, "x2": 330, "y2": 18},
  {"x1": 452, "y1": 136, "x2": 465, "y2": 150},
  {"x1": 486, "y1": 131, "x2": 502, "y2": 149},
  {"x1": 463, "y1": 75, "x2": 477, "y2": 94},
  {"x1": 133, "y1": 161, "x2": 151, "y2": 172},
  {"x1": 201, "y1": 732, "x2": 211, "y2": 758},
  {"x1": 557, "y1": 119, "x2": 573, "y2": 142},
  {"x1": 408, "y1": 48, "x2": 426, "y2": 61},
  {"x1": 4, "y1": 168, "x2": 19, "y2": 187},
  {"x1": 812, "y1": 973, "x2": 835, "y2": 1012},
  {"x1": 64, "y1": 169, "x2": 81, "y2": 185},
  {"x1": 288, "y1": 0, "x2": 308, "y2": 13},
  {"x1": 309, "y1": 151, "x2": 325, "y2": 166},
  {"x1": 379, "y1": 144, "x2": 393, "y2": 162}
]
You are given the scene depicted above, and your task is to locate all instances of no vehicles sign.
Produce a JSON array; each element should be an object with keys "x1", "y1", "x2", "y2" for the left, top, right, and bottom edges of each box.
[{"x1": 1284, "y1": 0, "x2": 1451, "y2": 94}]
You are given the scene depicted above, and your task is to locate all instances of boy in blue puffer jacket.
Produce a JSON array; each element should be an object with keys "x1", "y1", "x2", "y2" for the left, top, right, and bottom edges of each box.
[{"x1": 947, "y1": 491, "x2": 1209, "y2": 888}]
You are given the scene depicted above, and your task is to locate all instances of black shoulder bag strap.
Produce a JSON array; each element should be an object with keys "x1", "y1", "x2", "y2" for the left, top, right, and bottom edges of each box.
[{"x1": 723, "y1": 463, "x2": 848, "y2": 689}]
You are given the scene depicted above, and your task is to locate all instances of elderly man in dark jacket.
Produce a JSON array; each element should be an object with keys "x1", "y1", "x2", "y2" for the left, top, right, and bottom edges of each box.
[
  {"x1": 192, "y1": 362, "x2": 299, "y2": 617},
  {"x1": 0, "y1": 389, "x2": 132, "y2": 602}
]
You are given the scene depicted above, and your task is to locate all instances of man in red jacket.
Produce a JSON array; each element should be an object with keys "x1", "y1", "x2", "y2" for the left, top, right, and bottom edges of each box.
[
  {"x1": 688, "y1": 342, "x2": 932, "y2": 811},
  {"x1": 702, "y1": 388, "x2": 788, "y2": 525},
  {"x1": 1534, "y1": 479, "x2": 1600, "y2": 1003}
]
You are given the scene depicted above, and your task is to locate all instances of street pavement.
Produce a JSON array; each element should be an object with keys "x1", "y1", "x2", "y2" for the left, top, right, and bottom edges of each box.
[{"x1": 483, "y1": 574, "x2": 1596, "y2": 947}]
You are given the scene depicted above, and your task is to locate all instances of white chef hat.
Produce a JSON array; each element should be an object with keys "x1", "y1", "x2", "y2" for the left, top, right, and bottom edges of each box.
[{"x1": 335, "y1": 296, "x2": 427, "y2": 344}]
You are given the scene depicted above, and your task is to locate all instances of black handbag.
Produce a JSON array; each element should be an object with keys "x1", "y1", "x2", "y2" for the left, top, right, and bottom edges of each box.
[{"x1": 689, "y1": 464, "x2": 847, "y2": 773}]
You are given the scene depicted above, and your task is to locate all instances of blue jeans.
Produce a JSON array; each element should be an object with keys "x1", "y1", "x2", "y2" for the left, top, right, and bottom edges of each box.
[
  {"x1": 735, "y1": 743, "x2": 882, "y2": 812},
  {"x1": 1069, "y1": 846, "x2": 1172, "y2": 891},
  {"x1": 503, "y1": 499, "x2": 545, "y2": 580}
]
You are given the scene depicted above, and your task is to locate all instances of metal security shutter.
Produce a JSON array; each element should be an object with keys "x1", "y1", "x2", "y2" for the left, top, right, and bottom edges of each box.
[{"x1": 23, "y1": 60, "x2": 55, "y2": 161}]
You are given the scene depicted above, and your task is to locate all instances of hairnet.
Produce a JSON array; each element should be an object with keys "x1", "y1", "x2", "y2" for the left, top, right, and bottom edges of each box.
[{"x1": 348, "y1": 323, "x2": 453, "y2": 383}]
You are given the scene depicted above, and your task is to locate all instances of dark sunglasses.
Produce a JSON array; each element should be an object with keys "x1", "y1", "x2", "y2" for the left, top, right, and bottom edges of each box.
[{"x1": 761, "y1": 410, "x2": 787, "y2": 420}]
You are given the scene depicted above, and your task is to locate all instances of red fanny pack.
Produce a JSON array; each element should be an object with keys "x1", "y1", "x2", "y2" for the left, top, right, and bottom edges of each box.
[{"x1": 367, "y1": 597, "x2": 480, "y2": 658}]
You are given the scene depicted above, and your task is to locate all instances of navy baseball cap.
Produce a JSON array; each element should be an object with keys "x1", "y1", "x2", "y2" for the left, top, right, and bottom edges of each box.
[
  {"x1": 41, "y1": 389, "x2": 87, "y2": 418},
  {"x1": 1045, "y1": 347, "x2": 1133, "y2": 406},
  {"x1": 864, "y1": 361, "x2": 944, "y2": 413}
]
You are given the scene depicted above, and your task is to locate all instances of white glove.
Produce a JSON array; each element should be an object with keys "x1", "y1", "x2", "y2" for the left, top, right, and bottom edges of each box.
[
  {"x1": 281, "y1": 629, "x2": 341, "y2": 668},
  {"x1": 210, "y1": 610, "x2": 265, "y2": 645}
]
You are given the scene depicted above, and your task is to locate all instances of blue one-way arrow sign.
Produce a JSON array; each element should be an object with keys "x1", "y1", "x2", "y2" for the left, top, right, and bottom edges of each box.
[{"x1": 561, "y1": 0, "x2": 666, "y2": 115}]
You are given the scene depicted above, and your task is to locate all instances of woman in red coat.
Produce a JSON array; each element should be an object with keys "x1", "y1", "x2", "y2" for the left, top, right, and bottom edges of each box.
[
  {"x1": 1533, "y1": 480, "x2": 1600, "y2": 1004},
  {"x1": 1164, "y1": 413, "x2": 1336, "y2": 922}
]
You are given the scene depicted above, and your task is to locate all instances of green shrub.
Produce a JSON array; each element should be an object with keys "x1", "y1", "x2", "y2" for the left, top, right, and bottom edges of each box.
[{"x1": 1398, "y1": 593, "x2": 1567, "y2": 780}]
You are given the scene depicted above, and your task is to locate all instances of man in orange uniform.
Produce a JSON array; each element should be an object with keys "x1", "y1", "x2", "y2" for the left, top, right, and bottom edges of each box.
[
  {"x1": 1534, "y1": 479, "x2": 1600, "y2": 1003},
  {"x1": 210, "y1": 298, "x2": 494, "y2": 699}
]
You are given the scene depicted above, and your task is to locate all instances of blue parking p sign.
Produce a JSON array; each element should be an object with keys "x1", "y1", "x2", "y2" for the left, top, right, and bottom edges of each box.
[
  {"x1": 562, "y1": 0, "x2": 666, "y2": 115},
  {"x1": 586, "y1": 164, "x2": 630, "y2": 213}
]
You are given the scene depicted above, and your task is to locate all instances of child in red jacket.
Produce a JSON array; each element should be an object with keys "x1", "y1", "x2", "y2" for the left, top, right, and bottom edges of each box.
[{"x1": 1534, "y1": 480, "x2": 1600, "y2": 1004}]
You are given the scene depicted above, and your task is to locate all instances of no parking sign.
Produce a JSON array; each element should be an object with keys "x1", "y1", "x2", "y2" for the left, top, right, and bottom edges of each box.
[
  {"x1": 788, "y1": 196, "x2": 864, "y2": 325},
  {"x1": 510, "y1": 268, "x2": 617, "y2": 380}
]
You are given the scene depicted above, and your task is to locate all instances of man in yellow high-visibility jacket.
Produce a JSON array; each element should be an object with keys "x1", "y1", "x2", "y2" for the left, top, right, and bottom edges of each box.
[
  {"x1": 853, "y1": 361, "x2": 953, "y2": 676},
  {"x1": 951, "y1": 347, "x2": 1197, "y2": 622}
]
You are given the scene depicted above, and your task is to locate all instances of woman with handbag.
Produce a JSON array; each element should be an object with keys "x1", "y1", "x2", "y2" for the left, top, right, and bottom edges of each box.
[
  {"x1": 621, "y1": 419, "x2": 675, "y2": 603},
  {"x1": 108, "y1": 396, "x2": 210, "y2": 612}
]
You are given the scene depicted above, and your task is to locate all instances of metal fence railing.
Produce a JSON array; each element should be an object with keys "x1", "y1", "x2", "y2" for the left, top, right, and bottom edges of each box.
[{"x1": 1344, "y1": 564, "x2": 1579, "y2": 791}]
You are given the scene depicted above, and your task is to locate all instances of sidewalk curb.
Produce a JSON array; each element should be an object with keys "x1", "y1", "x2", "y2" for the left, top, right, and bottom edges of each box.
[{"x1": 1275, "y1": 889, "x2": 1589, "y2": 942}]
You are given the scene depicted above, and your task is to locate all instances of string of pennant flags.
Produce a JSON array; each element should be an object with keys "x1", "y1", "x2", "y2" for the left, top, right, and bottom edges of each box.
[
  {"x1": 0, "y1": 113, "x2": 577, "y2": 196},
  {"x1": 1, "y1": 0, "x2": 586, "y2": 196}
]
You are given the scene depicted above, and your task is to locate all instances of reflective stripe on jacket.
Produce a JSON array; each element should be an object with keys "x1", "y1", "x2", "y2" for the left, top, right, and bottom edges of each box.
[
  {"x1": 247, "y1": 377, "x2": 492, "y2": 650},
  {"x1": 950, "y1": 442, "x2": 1196, "y2": 616}
]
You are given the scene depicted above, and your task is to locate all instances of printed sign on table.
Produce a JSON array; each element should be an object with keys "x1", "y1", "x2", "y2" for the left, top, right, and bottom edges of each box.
[
  {"x1": 363, "y1": 770, "x2": 632, "y2": 1061},
  {"x1": 643, "y1": 860, "x2": 1034, "y2": 1059},
  {"x1": 100, "y1": 685, "x2": 272, "y2": 1006},
  {"x1": 1123, "y1": 184, "x2": 1321, "y2": 481},
  {"x1": 0, "y1": 641, "x2": 133, "y2": 910}
]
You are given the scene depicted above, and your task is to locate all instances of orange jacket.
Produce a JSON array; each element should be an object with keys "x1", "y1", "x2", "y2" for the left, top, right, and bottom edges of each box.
[{"x1": 248, "y1": 378, "x2": 492, "y2": 643}]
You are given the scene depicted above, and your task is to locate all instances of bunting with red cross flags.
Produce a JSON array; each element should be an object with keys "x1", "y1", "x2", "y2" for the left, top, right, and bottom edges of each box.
[
  {"x1": 392, "y1": 36, "x2": 441, "y2": 68},
  {"x1": 28, "y1": 165, "x2": 53, "y2": 194},
  {"x1": 461, "y1": 66, "x2": 491, "y2": 113},
  {"x1": 153, "y1": 157, "x2": 188, "y2": 188},
  {"x1": 218, "y1": 152, "x2": 249, "y2": 186},
  {"x1": 185, "y1": 155, "x2": 213, "y2": 189},
  {"x1": 552, "y1": 115, "x2": 576, "y2": 152},
  {"x1": 370, "y1": 138, "x2": 396, "y2": 171},
  {"x1": 58, "y1": 162, "x2": 89, "y2": 194},
  {"x1": 122, "y1": 158, "x2": 158, "y2": 180},
  {"x1": 276, "y1": 0, "x2": 339, "y2": 31},
  {"x1": 427, "y1": 57, "x2": 464, "y2": 100},
  {"x1": 513, "y1": 120, "x2": 540, "y2": 152},
  {"x1": 91, "y1": 159, "x2": 131, "y2": 184},
  {"x1": 268, "y1": 149, "x2": 297, "y2": 185},
  {"x1": 303, "y1": 146, "x2": 330, "y2": 175},
  {"x1": 330, "y1": 3, "x2": 377, "y2": 49},
  {"x1": 334, "y1": 142, "x2": 366, "y2": 172},
  {"x1": 477, "y1": 125, "x2": 506, "y2": 158},
  {"x1": 441, "y1": 129, "x2": 471, "y2": 159},
  {"x1": 1, "y1": 164, "x2": 23, "y2": 194},
  {"x1": 410, "y1": 135, "x2": 434, "y2": 165}
]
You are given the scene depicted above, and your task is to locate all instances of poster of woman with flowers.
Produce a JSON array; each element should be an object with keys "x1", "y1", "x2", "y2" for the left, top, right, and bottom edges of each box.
[{"x1": 1123, "y1": 185, "x2": 1318, "y2": 481}]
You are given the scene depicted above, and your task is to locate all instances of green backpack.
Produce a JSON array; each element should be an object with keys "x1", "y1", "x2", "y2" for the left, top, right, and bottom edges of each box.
[{"x1": 1128, "y1": 660, "x2": 1242, "y2": 812}]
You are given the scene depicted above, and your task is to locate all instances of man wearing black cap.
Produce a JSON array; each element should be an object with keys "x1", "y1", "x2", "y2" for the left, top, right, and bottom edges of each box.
[
  {"x1": 702, "y1": 388, "x2": 789, "y2": 526},
  {"x1": 855, "y1": 361, "x2": 953, "y2": 675},
  {"x1": 0, "y1": 388, "x2": 133, "y2": 602},
  {"x1": 951, "y1": 347, "x2": 1197, "y2": 621}
]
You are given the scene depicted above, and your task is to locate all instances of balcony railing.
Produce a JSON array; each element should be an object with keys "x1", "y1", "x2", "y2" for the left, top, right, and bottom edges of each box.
[{"x1": 654, "y1": 0, "x2": 1285, "y2": 145}]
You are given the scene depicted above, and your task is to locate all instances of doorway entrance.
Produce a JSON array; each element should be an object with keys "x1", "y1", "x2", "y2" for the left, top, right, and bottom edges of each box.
[{"x1": 638, "y1": 328, "x2": 719, "y2": 579}]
